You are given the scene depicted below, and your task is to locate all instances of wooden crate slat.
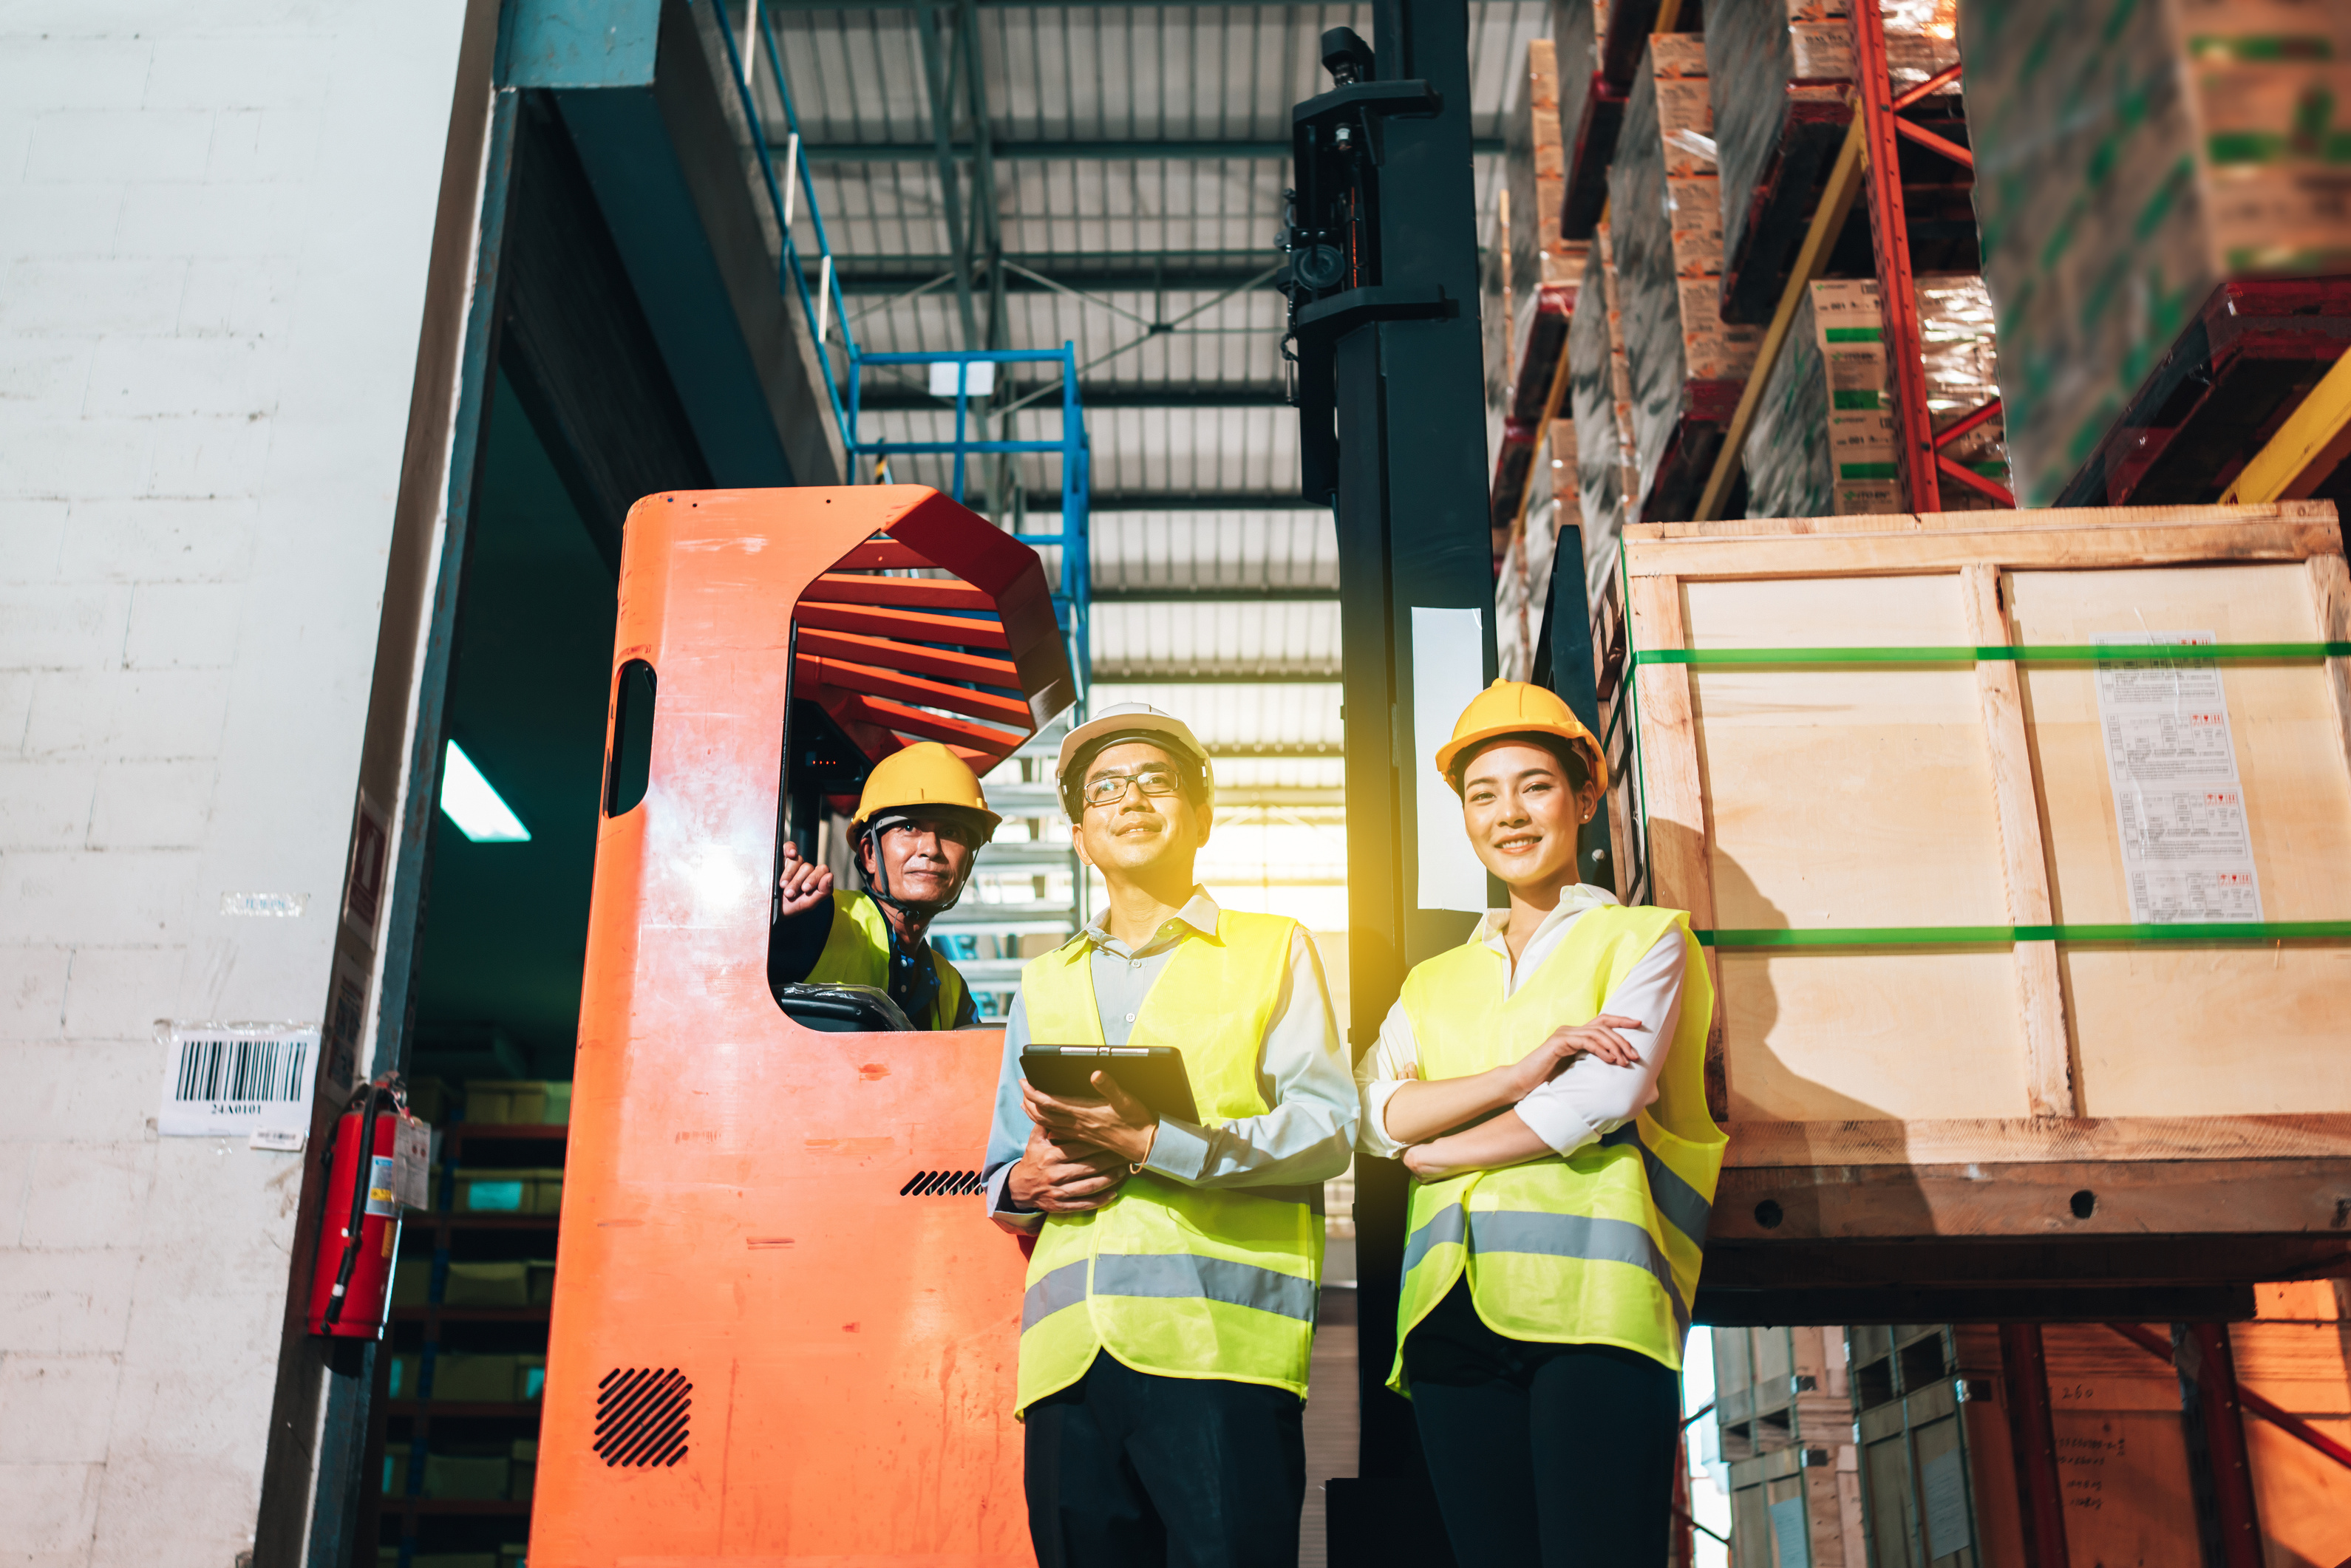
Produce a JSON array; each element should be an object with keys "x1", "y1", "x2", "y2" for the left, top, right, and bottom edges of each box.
[
  {"x1": 2312, "y1": 552, "x2": 2351, "y2": 793},
  {"x1": 1626, "y1": 517, "x2": 2340, "y2": 580},
  {"x1": 1722, "y1": 1114, "x2": 2351, "y2": 1169},
  {"x1": 1961, "y1": 563, "x2": 2075, "y2": 1119},
  {"x1": 1625, "y1": 573, "x2": 1728, "y2": 1119}
]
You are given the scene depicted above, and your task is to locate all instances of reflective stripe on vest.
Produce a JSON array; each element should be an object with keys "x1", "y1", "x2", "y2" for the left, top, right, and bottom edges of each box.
[
  {"x1": 1389, "y1": 903, "x2": 1721, "y2": 1389},
  {"x1": 1013, "y1": 908, "x2": 1322, "y2": 1413},
  {"x1": 803, "y1": 888, "x2": 969, "y2": 1031}
]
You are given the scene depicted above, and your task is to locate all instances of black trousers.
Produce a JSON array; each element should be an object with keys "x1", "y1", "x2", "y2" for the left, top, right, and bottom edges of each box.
[
  {"x1": 1024, "y1": 1351, "x2": 1305, "y2": 1568},
  {"x1": 1404, "y1": 1280, "x2": 1681, "y2": 1568}
]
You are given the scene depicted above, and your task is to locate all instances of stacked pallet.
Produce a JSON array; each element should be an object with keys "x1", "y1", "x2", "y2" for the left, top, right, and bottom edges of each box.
[
  {"x1": 1551, "y1": 0, "x2": 1621, "y2": 239},
  {"x1": 1745, "y1": 274, "x2": 2009, "y2": 518},
  {"x1": 1495, "y1": 420, "x2": 1576, "y2": 682},
  {"x1": 1710, "y1": 1326, "x2": 1865, "y2": 1568},
  {"x1": 1849, "y1": 1304, "x2": 2351, "y2": 1566},
  {"x1": 1707, "y1": 0, "x2": 1960, "y2": 322},
  {"x1": 1568, "y1": 222, "x2": 1643, "y2": 573},
  {"x1": 1962, "y1": 0, "x2": 2351, "y2": 506},
  {"x1": 1488, "y1": 39, "x2": 1593, "y2": 553},
  {"x1": 1610, "y1": 34, "x2": 1763, "y2": 522}
]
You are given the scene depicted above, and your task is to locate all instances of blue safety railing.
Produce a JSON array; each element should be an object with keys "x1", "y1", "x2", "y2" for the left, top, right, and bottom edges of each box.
[
  {"x1": 706, "y1": 1, "x2": 1092, "y2": 712},
  {"x1": 850, "y1": 347, "x2": 1092, "y2": 703}
]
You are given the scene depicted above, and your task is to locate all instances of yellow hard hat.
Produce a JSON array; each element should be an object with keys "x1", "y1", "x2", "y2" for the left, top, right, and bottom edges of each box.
[
  {"x1": 850, "y1": 742, "x2": 1002, "y2": 837},
  {"x1": 1434, "y1": 679, "x2": 1607, "y2": 793}
]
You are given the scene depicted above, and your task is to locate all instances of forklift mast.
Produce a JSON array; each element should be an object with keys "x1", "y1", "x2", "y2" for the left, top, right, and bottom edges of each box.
[
  {"x1": 528, "y1": 486, "x2": 1068, "y2": 1567},
  {"x1": 1285, "y1": 0, "x2": 1497, "y2": 1555}
]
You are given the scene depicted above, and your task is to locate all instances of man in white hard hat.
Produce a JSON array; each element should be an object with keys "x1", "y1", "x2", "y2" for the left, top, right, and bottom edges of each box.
[
  {"x1": 770, "y1": 740, "x2": 1000, "y2": 1030},
  {"x1": 980, "y1": 702, "x2": 1357, "y2": 1568}
]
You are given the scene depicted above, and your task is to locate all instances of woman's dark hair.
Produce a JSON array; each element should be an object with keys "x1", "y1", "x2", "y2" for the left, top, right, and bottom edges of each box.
[{"x1": 1446, "y1": 730, "x2": 1593, "y2": 797}]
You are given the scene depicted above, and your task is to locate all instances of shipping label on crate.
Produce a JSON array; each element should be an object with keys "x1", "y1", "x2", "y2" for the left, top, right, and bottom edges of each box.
[
  {"x1": 2093, "y1": 633, "x2": 2265, "y2": 924},
  {"x1": 157, "y1": 1022, "x2": 321, "y2": 1138}
]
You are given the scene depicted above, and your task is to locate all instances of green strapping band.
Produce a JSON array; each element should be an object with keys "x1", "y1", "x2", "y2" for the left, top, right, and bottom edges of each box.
[
  {"x1": 1631, "y1": 642, "x2": 2351, "y2": 667},
  {"x1": 1697, "y1": 922, "x2": 2351, "y2": 948}
]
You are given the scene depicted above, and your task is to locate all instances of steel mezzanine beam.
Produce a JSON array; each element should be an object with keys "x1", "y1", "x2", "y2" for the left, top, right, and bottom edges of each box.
[
  {"x1": 856, "y1": 380, "x2": 1290, "y2": 410},
  {"x1": 829, "y1": 250, "x2": 1287, "y2": 295},
  {"x1": 1092, "y1": 585, "x2": 1338, "y2": 602},
  {"x1": 1090, "y1": 667, "x2": 1341, "y2": 682},
  {"x1": 1058, "y1": 491, "x2": 1331, "y2": 511},
  {"x1": 801, "y1": 135, "x2": 1504, "y2": 160}
]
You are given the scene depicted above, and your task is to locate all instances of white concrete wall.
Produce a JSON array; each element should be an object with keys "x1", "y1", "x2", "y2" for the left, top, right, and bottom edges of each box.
[{"x1": 0, "y1": 5, "x2": 472, "y2": 1564}]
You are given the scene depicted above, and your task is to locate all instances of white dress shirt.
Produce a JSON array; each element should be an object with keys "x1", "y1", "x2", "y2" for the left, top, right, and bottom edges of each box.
[
  {"x1": 1354, "y1": 884, "x2": 1687, "y2": 1159},
  {"x1": 983, "y1": 887, "x2": 1358, "y2": 1233}
]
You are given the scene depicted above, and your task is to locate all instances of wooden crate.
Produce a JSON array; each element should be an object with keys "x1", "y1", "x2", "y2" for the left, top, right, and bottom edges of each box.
[
  {"x1": 1596, "y1": 501, "x2": 2351, "y2": 1303},
  {"x1": 1860, "y1": 1300, "x2": 2351, "y2": 1568}
]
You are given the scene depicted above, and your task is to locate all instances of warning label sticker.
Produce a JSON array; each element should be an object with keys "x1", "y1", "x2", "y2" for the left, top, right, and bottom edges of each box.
[{"x1": 2094, "y1": 633, "x2": 2263, "y2": 924}]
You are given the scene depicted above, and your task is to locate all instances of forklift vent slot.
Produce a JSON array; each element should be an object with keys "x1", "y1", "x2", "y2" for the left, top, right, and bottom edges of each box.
[
  {"x1": 593, "y1": 1367, "x2": 691, "y2": 1468},
  {"x1": 900, "y1": 1170, "x2": 986, "y2": 1196}
]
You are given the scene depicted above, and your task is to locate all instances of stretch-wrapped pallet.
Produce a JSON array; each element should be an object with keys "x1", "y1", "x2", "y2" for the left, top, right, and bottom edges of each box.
[
  {"x1": 1962, "y1": 0, "x2": 2351, "y2": 505},
  {"x1": 1610, "y1": 35, "x2": 1762, "y2": 517},
  {"x1": 1746, "y1": 274, "x2": 2009, "y2": 518},
  {"x1": 1707, "y1": 0, "x2": 1960, "y2": 306}
]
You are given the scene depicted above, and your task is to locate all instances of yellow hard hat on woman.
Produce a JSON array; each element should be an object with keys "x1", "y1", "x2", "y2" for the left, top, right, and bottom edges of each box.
[{"x1": 1433, "y1": 679, "x2": 1607, "y2": 793}]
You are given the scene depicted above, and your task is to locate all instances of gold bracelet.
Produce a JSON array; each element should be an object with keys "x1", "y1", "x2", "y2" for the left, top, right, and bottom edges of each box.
[{"x1": 1129, "y1": 1122, "x2": 1160, "y2": 1175}]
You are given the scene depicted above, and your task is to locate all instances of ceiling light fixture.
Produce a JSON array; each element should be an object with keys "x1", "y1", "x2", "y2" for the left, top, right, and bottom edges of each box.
[{"x1": 440, "y1": 740, "x2": 531, "y2": 843}]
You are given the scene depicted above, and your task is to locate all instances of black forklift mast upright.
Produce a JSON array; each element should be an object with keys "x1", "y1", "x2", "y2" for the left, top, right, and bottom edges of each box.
[{"x1": 1283, "y1": 0, "x2": 1490, "y2": 1558}]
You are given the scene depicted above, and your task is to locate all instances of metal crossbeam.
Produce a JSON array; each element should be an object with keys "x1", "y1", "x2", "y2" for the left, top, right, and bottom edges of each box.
[
  {"x1": 857, "y1": 380, "x2": 1289, "y2": 411},
  {"x1": 1066, "y1": 491, "x2": 1329, "y2": 511},
  {"x1": 1092, "y1": 667, "x2": 1341, "y2": 683},
  {"x1": 801, "y1": 135, "x2": 1503, "y2": 161},
  {"x1": 1092, "y1": 586, "x2": 1337, "y2": 603},
  {"x1": 829, "y1": 250, "x2": 1287, "y2": 295},
  {"x1": 2220, "y1": 347, "x2": 2351, "y2": 502}
]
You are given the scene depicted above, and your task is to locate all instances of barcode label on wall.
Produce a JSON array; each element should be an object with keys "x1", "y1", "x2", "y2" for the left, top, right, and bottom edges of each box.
[{"x1": 157, "y1": 1024, "x2": 321, "y2": 1138}]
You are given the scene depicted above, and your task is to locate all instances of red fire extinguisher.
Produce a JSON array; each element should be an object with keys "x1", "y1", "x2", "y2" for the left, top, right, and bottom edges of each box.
[{"x1": 307, "y1": 1080, "x2": 410, "y2": 1339}]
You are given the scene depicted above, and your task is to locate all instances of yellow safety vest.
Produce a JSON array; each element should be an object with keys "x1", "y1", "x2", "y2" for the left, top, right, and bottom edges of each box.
[
  {"x1": 1014, "y1": 910, "x2": 1322, "y2": 1414},
  {"x1": 1389, "y1": 903, "x2": 1720, "y2": 1393},
  {"x1": 803, "y1": 888, "x2": 971, "y2": 1032}
]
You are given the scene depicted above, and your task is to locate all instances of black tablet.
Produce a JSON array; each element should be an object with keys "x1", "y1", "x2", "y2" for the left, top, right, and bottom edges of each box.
[{"x1": 1021, "y1": 1046, "x2": 1199, "y2": 1125}]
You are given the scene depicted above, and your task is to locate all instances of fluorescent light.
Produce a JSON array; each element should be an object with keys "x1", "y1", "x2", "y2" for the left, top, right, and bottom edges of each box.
[
  {"x1": 928, "y1": 359, "x2": 995, "y2": 398},
  {"x1": 440, "y1": 740, "x2": 531, "y2": 842}
]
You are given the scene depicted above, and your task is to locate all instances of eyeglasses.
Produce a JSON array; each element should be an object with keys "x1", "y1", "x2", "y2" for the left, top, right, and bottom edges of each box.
[{"x1": 1082, "y1": 767, "x2": 1184, "y2": 809}]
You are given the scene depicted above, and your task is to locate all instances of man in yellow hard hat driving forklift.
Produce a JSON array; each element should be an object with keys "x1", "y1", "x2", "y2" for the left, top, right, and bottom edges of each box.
[{"x1": 770, "y1": 740, "x2": 1001, "y2": 1030}]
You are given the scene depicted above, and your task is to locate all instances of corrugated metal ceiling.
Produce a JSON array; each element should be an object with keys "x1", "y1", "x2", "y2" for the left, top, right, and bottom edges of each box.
[{"x1": 755, "y1": 0, "x2": 1545, "y2": 727}]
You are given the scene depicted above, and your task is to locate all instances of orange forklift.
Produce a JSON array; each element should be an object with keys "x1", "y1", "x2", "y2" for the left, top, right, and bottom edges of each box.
[{"x1": 528, "y1": 486, "x2": 1070, "y2": 1566}]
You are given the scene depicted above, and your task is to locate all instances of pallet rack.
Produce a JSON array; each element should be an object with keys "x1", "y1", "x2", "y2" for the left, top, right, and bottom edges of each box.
[
  {"x1": 363, "y1": 1121, "x2": 567, "y2": 1568},
  {"x1": 1692, "y1": 8, "x2": 2007, "y2": 525}
]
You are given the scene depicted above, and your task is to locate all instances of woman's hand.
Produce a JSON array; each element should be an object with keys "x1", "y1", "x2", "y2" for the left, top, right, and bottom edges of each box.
[
  {"x1": 1500, "y1": 1015, "x2": 1646, "y2": 1101},
  {"x1": 1006, "y1": 1123, "x2": 1130, "y2": 1213},
  {"x1": 776, "y1": 842, "x2": 834, "y2": 916},
  {"x1": 1021, "y1": 1070, "x2": 1161, "y2": 1168}
]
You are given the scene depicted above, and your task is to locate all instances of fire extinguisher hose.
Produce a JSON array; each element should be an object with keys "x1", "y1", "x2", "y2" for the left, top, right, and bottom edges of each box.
[{"x1": 321, "y1": 1084, "x2": 393, "y2": 1329}]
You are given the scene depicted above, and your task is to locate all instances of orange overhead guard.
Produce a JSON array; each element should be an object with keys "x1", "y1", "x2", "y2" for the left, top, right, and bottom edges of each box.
[{"x1": 530, "y1": 487, "x2": 1070, "y2": 1567}]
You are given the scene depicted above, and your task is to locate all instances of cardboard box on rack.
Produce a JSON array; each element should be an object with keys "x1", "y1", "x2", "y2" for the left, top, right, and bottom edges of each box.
[
  {"x1": 443, "y1": 1261, "x2": 531, "y2": 1308},
  {"x1": 422, "y1": 1451, "x2": 511, "y2": 1500},
  {"x1": 464, "y1": 1080, "x2": 572, "y2": 1125}
]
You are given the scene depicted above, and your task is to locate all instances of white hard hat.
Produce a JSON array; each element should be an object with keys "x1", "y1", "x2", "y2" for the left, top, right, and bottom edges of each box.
[{"x1": 1053, "y1": 702, "x2": 1214, "y2": 814}]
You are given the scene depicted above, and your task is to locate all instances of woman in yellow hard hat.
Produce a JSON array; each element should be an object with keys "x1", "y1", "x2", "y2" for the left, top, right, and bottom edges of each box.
[
  {"x1": 1353, "y1": 679, "x2": 1722, "y2": 1566},
  {"x1": 769, "y1": 740, "x2": 1001, "y2": 1030}
]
